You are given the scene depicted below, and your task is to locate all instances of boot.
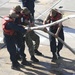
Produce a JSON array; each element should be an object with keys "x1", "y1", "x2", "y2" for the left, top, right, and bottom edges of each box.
[
  {"x1": 16, "y1": 53, "x2": 21, "y2": 61},
  {"x1": 31, "y1": 55, "x2": 39, "y2": 62},
  {"x1": 11, "y1": 61, "x2": 21, "y2": 70},
  {"x1": 21, "y1": 58, "x2": 31, "y2": 66},
  {"x1": 16, "y1": 49, "x2": 22, "y2": 61},
  {"x1": 56, "y1": 46, "x2": 61, "y2": 58},
  {"x1": 57, "y1": 50, "x2": 61, "y2": 58},
  {"x1": 51, "y1": 52, "x2": 58, "y2": 62},
  {"x1": 35, "y1": 49, "x2": 42, "y2": 55}
]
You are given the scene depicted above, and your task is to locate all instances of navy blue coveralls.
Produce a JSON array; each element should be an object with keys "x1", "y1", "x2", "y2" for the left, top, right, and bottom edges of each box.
[
  {"x1": 21, "y1": 0, "x2": 35, "y2": 17},
  {"x1": 49, "y1": 13, "x2": 64, "y2": 53},
  {"x1": 4, "y1": 21, "x2": 27, "y2": 64},
  {"x1": 14, "y1": 13, "x2": 26, "y2": 60}
]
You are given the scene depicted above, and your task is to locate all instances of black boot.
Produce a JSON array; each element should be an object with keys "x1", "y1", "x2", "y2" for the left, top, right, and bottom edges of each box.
[
  {"x1": 31, "y1": 55, "x2": 39, "y2": 62},
  {"x1": 16, "y1": 53, "x2": 21, "y2": 61},
  {"x1": 57, "y1": 50, "x2": 61, "y2": 58},
  {"x1": 35, "y1": 49, "x2": 42, "y2": 55},
  {"x1": 21, "y1": 58, "x2": 31, "y2": 66},
  {"x1": 11, "y1": 61, "x2": 21, "y2": 70},
  {"x1": 16, "y1": 49, "x2": 22, "y2": 61},
  {"x1": 51, "y1": 52, "x2": 58, "y2": 62}
]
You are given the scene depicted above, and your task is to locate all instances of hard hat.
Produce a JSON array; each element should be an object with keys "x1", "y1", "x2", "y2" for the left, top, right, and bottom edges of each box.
[
  {"x1": 22, "y1": 7, "x2": 30, "y2": 15},
  {"x1": 51, "y1": 9, "x2": 58, "y2": 16},
  {"x1": 14, "y1": 5, "x2": 22, "y2": 12},
  {"x1": 52, "y1": 9, "x2": 58, "y2": 13},
  {"x1": 9, "y1": 12, "x2": 18, "y2": 18}
]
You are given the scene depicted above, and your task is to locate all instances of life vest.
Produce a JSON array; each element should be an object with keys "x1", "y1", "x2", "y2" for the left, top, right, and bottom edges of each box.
[
  {"x1": 2, "y1": 16, "x2": 15, "y2": 36},
  {"x1": 23, "y1": 14, "x2": 30, "y2": 20},
  {"x1": 50, "y1": 13, "x2": 61, "y2": 22},
  {"x1": 50, "y1": 13, "x2": 62, "y2": 29},
  {"x1": 21, "y1": 14, "x2": 30, "y2": 26},
  {"x1": 10, "y1": 9, "x2": 22, "y2": 24}
]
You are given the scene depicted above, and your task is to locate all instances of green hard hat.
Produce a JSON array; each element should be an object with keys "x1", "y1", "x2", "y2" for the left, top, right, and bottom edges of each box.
[
  {"x1": 22, "y1": 7, "x2": 30, "y2": 15},
  {"x1": 14, "y1": 5, "x2": 22, "y2": 12},
  {"x1": 52, "y1": 9, "x2": 58, "y2": 16}
]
